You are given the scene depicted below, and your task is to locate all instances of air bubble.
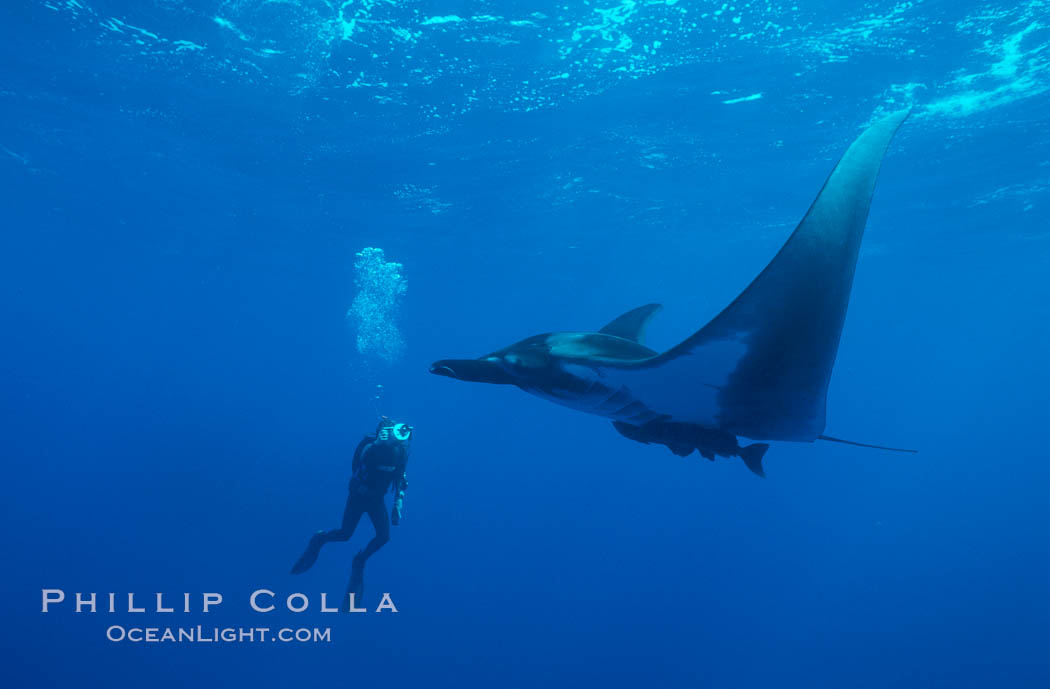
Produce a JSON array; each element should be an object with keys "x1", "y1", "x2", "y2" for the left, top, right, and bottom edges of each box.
[{"x1": 348, "y1": 247, "x2": 407, "y2": 363}]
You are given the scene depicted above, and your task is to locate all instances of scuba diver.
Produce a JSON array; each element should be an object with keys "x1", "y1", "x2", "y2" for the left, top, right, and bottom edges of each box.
[{"x1": 291, "y1": 417, "x2": 411, "y2": 606}]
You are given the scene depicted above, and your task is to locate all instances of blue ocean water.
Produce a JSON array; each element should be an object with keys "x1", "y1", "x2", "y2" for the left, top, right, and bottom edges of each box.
[{"x1": 2, "y1": 1, "x2": 1048, "y2": 687}]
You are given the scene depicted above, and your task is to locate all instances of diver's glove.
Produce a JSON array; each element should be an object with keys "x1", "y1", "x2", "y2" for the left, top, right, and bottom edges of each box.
[{"x1": 391, "y1": 497, "x2": 403, "y2": 526}]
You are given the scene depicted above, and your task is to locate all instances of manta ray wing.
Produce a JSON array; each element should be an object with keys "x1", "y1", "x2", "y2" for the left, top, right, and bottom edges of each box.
[{"x1": 603, "y1": 110, "x2": 910, "y2": 441}]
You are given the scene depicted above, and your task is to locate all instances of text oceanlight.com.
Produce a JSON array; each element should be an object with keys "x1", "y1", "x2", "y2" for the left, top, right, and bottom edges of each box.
[{"x1": 106, "y1": 626, "x2": 331, "y2": 643}]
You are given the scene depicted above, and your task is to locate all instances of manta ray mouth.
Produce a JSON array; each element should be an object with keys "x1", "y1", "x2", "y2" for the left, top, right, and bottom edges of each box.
[{"x1": 429, "y1": 358, "x2": 514, "y2": 385}]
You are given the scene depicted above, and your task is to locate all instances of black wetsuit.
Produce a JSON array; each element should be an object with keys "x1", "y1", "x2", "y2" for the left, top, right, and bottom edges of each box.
[{"x1": 315, "y1": 436, "x2": 408, "y2": 565}]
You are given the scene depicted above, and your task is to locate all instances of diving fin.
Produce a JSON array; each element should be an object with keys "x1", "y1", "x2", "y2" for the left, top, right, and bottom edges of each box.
[
  {"x1": 740, "y1": 443, "x2": 770, "y2": 478},
  {"x1": 290, "y1": 531, "x2": 324, "y2": 575},
  {"x1": 345, "y1": 552, "x2": 365, "y2": 612}
]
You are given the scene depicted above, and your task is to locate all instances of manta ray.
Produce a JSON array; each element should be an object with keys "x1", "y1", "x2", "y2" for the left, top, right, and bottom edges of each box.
[{"x1": 431, "y1": 110, "x2": 915, "y2": 477}]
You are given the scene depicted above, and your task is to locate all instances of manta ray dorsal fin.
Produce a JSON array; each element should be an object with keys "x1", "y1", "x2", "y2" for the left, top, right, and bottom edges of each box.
[{"x1": 598, "y1": 304, "x2": 663, "y2": 344}]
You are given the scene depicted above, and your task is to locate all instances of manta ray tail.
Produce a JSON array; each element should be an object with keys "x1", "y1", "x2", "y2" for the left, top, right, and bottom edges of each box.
[
  {"x1": 740, "y1": 443, "x2": 770, "y2": 478},
  {"x1": 817, "y1": 434, "x2": 917, "y2": 454}
]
